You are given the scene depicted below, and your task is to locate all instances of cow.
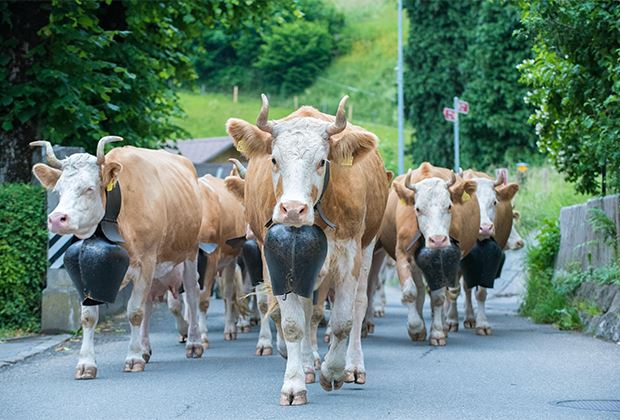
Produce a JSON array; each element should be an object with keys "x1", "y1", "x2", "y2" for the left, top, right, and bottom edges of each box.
[
  {"x1": 30, "y1": 137, "x2": 204, "y2": 379},
  {"x1": 451, "y1": 169, "x2": 519, "y2": 335},
  {"x1": 376, "y1": 162, "x2": 479, "y2": 346},
  {"x1": 506, "y1": 211, "x2": 525, "y2": 250},
  {"x1": 224, "y1": 94, "x2": 389, "y2": 405}
]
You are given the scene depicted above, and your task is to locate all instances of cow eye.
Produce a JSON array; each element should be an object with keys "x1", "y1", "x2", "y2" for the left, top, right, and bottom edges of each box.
[
  {"x1": 84, "y1": 186, "x2": 95, "y2": 194},
  {"x1": 271, "y1": 157, "x2": 277, "y2": 165},
  {"x1": 320, "y1": 160, "x2": 326, "y2": 167},
  {"x1": 448, "y1": 204, "x2": 452, "y2": 211},
  {"x1": 415, "y1": 207, "x2": 421, "y2": 214},
  {"x1": 493, "y1": 199, "x2": 498, "y2": 206}
]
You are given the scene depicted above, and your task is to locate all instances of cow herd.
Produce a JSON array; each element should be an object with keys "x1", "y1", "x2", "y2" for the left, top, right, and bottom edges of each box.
[{"x1": 30, "y1": 95, "x2": 523, "y2": 406}]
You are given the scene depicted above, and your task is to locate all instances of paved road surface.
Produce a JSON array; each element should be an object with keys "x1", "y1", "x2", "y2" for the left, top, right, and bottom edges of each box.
[{"x1": 1, "y1": 250, "x2": 619, "y2": 419}]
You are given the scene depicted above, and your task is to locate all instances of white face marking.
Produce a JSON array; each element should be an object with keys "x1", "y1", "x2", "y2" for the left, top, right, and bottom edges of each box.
[
  {"x1": 472, "y1": 178, "x2": 497, "y2": 239},
  {"x1": 50, "y1": 154, "x2": 104, "y2": 239},
  {"x1": 412, "y1": 178, "x2": 452, "y2": 248},
  {"x1": 270, "y1": 117, "x2": 329, "y2": 226}
]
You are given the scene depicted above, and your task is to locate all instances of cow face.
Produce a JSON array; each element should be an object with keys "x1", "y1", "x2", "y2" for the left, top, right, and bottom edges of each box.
[
  {"x1": 470, "y1": 175, "x2": 519, "y2": 240},
  {"x1": 410, "y1": 178, "x2": 454, "y2": 249},
  {"x1": 31, "y1": 137, "x2": 123, "y2": 239},
  {"x1": 227, "y1": 94, "x2": 376, "y2": 228}
]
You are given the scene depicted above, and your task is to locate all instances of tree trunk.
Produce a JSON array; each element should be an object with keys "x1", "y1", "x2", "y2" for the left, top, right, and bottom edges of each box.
[{"x1": 0, "y1": 121, "x2": 38, "y2": 183}]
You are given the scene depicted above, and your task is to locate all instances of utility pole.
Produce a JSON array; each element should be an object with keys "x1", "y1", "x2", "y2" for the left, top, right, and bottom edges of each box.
[
  {"x1": 453, "y1": 96, "x2": 460, "y2": 172},
  {"x1": 397, "y1": 0, "x2": 405, "y2": 175}
]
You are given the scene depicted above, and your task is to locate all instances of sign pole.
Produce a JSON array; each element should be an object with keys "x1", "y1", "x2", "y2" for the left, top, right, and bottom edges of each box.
[
  {"x1": 397, "y1": 0, "x2": 405, "y2": 175},
  {"x1": 453, "y1": 96, "x2": 460, "y2": 172}
]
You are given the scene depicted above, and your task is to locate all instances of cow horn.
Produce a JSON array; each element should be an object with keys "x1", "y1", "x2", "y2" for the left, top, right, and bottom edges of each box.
[
  {"x1": 326, "y1": 95, "x2": 349, "y2": 137},
  {"x1": 256, "y1": 94, "x2": 274, "y2": 134},
  {"x1": 29, "y1": 140, "x2": 63, "y2": 169},
  {"x1": 96, "y1": 135, "x2": 123, "y2": 165},
  {"x1": 446, "y1": 171, "x2": 456, "y2": 188},
  {"x1": 404, "y1": 169, "x2": 416, "y2": 192},
  {"x1": 229, "y1": 158, "x2": 247, "y2": 179},
  {"x1": 494, "y1": 171, "x2": 505, "y2": 187}
]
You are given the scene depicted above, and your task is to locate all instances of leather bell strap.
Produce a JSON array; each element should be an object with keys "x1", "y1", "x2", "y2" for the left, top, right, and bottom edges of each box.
[{"x1": 99, "y1": 181, "x2": 125, "y2": 243}]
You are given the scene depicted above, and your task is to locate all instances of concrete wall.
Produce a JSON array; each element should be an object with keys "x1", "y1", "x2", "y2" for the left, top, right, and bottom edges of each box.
[{"x1": 555, "y1": 194, "x2": 619, "y2": 273}]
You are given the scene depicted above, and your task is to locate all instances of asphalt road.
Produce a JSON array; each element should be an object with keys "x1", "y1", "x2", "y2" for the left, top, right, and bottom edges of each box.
[{"x1": 1, "y1": 285, "x2": 619, "y2": 419}]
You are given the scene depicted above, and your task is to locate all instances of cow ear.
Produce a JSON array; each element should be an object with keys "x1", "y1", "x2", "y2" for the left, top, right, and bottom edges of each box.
[
  {"x1": 328, "y1": 130, "x2": 377, "y2": 166},
  {"x1": 225, "y1": 176, "x2": 245, "y2": 203},
  {"x1": 393, "y1": 179, "x2": 414, "y2": 205},
  {"x1": 385, "y1": 170, "x2": 394, "y2": 184},
  {"x1": 513, "y1": 210, "x2": 521, "y2": 221},
  {"x1": 496, "y1": 183, "x2": 519, "y2": 202},
  {"x1": 226, "y1": 118, "x2": 272, "y2": 159},
  {"x1": 450, "y1": 179, "x2": 477, "y2": 205},
  {"x1": 32, "y1": 163, "x2": 61, "y2": 189},
  {"x1": 101, "y1": 162, "x2": 122, "y2": 189}
]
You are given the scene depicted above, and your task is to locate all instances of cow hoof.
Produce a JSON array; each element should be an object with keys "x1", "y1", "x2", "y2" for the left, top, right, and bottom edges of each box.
[
  {"x1": 123, "y1": 359, "x2": 145, "y2": 372},
  {"x1": 185, "y1": 343, "x2": 204, "y2": 358},
  {"x1": 279, "y1": 390, "x2": 308, "y2": 406},
  {"x1": 314, "y1": 358, "x2": 321, "y2": 370},
  {"x1": 74, "y1": 365, "x2": 97, "y2": 380},
  {"x1": 429, "y1": 337, "x2": 446, "y2": 346},
  {"x1": 142, "y1": 349, "x2": 152, "y2": 363},
  {"x1": 447, "y1": 321, "x2": 459, "y2": 333},
  {"x1": 464, "y1": 319, "x2": 476, "y2": 329},
  {"x1": 323, "y1": 334, "x2": 330, "y2": 344},
  {"x1": 344, "y1": 369, "x2": 366, "y2": 384},
  {"x1": 305, "y1": 371, "x2": 316, "y2": 384},
  {"x1": 256, "y1": 346, "x2": 273, "y2": 356},
  {"x1": 319, "y1": 372, "x2": 344, "y2": 392},
  {"x1": 476, "y1": 326, "x2": 492, "y2": 336},
  {"x1": 179, "y1": 334, "x2": 187, "y2": 343},
  {"x1": 242, "y1": 326, "x2": 251, "y2": 333},
  {"x1": 408, "y1": 326, "x2": 426, "y2": 341},
  {"x1": 224, "y1": 332, "x2": 237, "y2": 341},
  {"x1": 374, "y1": 309, "x2": 384, "y2": 318},
  {"x1": 202, "y1": 340, "x2": 209, "y2": 350}
]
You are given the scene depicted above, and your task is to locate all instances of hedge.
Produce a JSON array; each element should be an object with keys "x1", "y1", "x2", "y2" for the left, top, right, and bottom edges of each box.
[{"x1": 0, "y1": 184, "x2": 47, "y2": 332}]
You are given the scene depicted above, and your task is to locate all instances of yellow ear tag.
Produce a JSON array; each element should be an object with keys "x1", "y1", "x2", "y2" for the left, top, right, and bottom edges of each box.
[
  {"x1": 462, "y1": 191, "x2": 470, "y2": 202},
  {"x1": 400, "y1": 198, "x2": 406, "y2": 205},
  {"x1": 236, "y1": 139, "x2": 247, "y2": 153},
  {"x1": 106, "y1": 180, "x2": 116, "y2": 192},
  {"x1": 342, "y1": 155, "x2": 353, "y2": 166}
]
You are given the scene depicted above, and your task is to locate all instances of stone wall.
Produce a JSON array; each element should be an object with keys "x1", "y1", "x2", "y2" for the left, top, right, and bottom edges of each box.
[{"x1": 574, "y1": 282, "x2": 620, "y2": 343}]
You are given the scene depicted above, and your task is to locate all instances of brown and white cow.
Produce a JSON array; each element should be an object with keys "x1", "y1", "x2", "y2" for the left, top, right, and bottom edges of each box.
[
  {"x1": 225, "y1": 95, "x2": 389, "y2": 405},
  {"x1": 31, "y1": 138, "x2": 204, "y2": 379},
  {"x1": 454, "y1": 169, "x2": 519, "y2": 335},
  {"x1": 377, "y1": 162, "x2": 479, "y2": 345}
]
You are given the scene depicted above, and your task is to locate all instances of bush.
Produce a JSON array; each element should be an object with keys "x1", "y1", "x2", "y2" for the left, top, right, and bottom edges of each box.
[{"x1": 0, "y1": 184, "x2": 47, "y2": 332}]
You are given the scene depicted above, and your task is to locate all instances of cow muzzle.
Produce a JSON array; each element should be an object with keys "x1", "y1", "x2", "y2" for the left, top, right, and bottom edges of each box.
[
  {"x1": 275, "y1": 200, "x2": 313, "y2": 226},
  {"x1": 479, "y1": 223, "x2": 494, "y2": 239}
]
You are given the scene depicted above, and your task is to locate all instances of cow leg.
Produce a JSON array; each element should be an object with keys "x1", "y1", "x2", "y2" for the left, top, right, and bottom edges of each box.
[
  {"x1": 374, "y1": 271, "x2": 387, "y2": 317},
  {"x1": 363, "y1": 247, "x2": 385, "y2": 337},
  {"x1": 198, "y1": 254, "x2": 218, "y2": 348},
  {"x1": 345, "y1": 241, "x2": 375, "y2": 385},
  {"x1": 464, "y1": 283, "x2": 476, "y2": 329},
  {"x1": 301, "y1": 296, "x2": 316, "y2": 384},
  {"x1": 236, "y1": 265, "x2": 252, "y2": 333},
  {"x1": 182, "y1": 258, "x2": 204, "y2": 358},
  {"x1": 311, "y1": 280, "x2": 330, "y2": 369},
  {"x1": 167, "y1": 291, "x2": 189, "y2": 343},
  {"x1": 75, "y1": 305, "x2": 99, "y2": 379},
  {"x1": 140, "y1": 299, "x2": 153, "y2": 363},
  {"x1": 277, "y1": 293, "x2": 309, "y2": 406},
  {"x1": 475, "y1": 287, "x2": 492, "y2": 335},
  {"x1": 255, "y1": 283, "x2": 273, "y2": 356},
  {"x1": 397, "y1": 253, "x2": 426, "y2": 341},
  {"x1": 124, "y1": 265, "x2": 153, "y2": 373},
  {"x1": 428, "y1": 288, "x2": 447, "y2": 346},
  {"x1": 274, "y1": 308, "x2": 288, "y2": 359},
  {"x1": 445, "y1": 280, "x2": 461, "y2": 333},
  {"x1": 222, "y1": 261, "x2": 238, "y2": 340}
]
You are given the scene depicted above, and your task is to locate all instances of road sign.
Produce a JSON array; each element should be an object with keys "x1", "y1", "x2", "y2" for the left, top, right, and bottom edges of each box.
[
  {"x1": 457, "y1": 99, "x2": 469, "y2": 114},
  {"x1": 443, "y1": 107, "x2": 456, "y2": 122}
]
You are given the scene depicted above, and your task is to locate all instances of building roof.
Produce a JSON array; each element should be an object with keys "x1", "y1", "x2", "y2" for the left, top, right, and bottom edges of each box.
[{"x1": 164, "y1": 137, "x2": 234, "y2": 164}]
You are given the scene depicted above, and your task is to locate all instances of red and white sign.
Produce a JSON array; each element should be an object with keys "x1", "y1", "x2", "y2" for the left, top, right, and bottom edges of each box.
[
  {"x1": 443, "y1": 107, "x2": 457, "y2": 122},
  {"x1": 457, "y1": 100, "x2": 469, "y2": 114}
]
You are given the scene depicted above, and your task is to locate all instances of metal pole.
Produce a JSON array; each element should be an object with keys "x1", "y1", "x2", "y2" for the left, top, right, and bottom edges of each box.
[
  {"x1": 397, "y1": 0, "x2": 405, "y2": 175},
  {"x1": 453, "y1": 96, "x2": 460, "y2": 172}
]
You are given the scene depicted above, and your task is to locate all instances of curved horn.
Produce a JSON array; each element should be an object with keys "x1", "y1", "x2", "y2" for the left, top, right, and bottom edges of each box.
[
  {"x1": 446, "y1": 171, "x2": 457, "y2": 188},
  {"x1": 228, "y1": 158, "x2": 247, "y2": 179},
  {"x1": 96, "y1": 135, "x2": 123, "y2": 165},
  {"x1": 29, "y1": 141, "x2": 63, "y2": 169},
  {"x1": 404, "y1": 169, "x2": 416, "y2": 192},
  {"x1": 326, "y1": 95, "x2": 349, "y2": 136},
  {"x1": 256, "y1": 94, "x2": 274, "y2": 134},
  {"x1": 494, "y1": 171, "x2": 505, "y2": 187}
]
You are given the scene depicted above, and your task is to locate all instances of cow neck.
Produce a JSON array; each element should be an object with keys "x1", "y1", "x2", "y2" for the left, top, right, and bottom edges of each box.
[
  {"x1": 265, "y1": 159, "x2": 336, "y2": 230},
  {"x1": 98, "y1": 181, "x2": 125, "y2": 243}
]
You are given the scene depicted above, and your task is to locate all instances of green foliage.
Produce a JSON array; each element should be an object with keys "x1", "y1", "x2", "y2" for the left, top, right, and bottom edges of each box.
[
  {"x1": 0, "y1": 0, "x2": 294, "y2": 182},
  {"x1": 587, "y1": 207, "x2": 619, "y2": 260},
  {"x1": 0, "y1": 184, "x2": 47, "y2": 332},
  {"x1": 257, "y1": 20, "x2": 333, "y2": 95},
  {"x1": 518, "y1": 0, "x2": 620, "y2": 195},
  {"x1": 403, "y1": 0, "x2": 536, "y2": 169}
]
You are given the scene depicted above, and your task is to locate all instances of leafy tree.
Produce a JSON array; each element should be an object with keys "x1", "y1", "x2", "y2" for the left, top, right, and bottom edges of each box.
[
  {"x1": 518, "y1": 0, "x2": 620, "y2": 195},
  {"x1": 0, "y1": 0, "x2": 294, "y2": 183},
  {"x1": 461, "y1": 0, "x2": 536, "y2": 169}
]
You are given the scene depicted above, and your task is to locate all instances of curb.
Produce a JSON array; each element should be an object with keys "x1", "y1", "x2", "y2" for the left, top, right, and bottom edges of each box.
[{"x1": 0, "y1": 334, "x2": 72, "y2": 369}]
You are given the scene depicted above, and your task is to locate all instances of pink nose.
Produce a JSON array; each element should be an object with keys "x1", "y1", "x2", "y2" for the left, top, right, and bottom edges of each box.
[
  {"x1": 480, "y1": 223, "x2": 494, "y2": 236},
  {"x1": 280, "y1": 201, "x2": 308, "y2": 222},
  {"x1": 428, "y1": 235, "x2": 449, "y2": 249},
  {"x1": 48, "y1": 212, "x2": 69, "y2": 232}
]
